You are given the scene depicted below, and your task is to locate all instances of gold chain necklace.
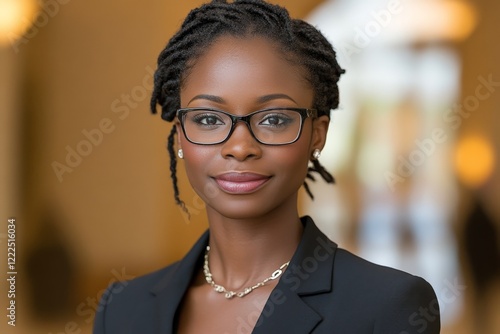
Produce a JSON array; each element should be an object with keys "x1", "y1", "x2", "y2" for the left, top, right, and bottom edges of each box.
[{"x1": 203, "y1": 245, "x2": 290, "y2": 299}]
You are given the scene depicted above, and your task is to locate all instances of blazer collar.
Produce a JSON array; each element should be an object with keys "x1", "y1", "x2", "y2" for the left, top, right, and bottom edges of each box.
[
  {"x1": 253, "y1": 216, "x2": 338, "y2": 333},
  {"x1": 149, "y1": 216, "x2": 337, "y2": 334},
  {"x1": 288, "y1": 215, "x2": 337, "y2": 295}
]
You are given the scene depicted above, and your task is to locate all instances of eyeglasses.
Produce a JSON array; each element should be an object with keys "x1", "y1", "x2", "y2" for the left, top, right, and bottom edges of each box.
[{"x1": 177, "y1": 107, "x2": 317, "y2": 145}]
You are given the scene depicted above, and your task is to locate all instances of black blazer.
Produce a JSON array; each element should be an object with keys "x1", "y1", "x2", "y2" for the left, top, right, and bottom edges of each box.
[{"x1": 93, "y1": 216, "x2": 440, "y2": 333}]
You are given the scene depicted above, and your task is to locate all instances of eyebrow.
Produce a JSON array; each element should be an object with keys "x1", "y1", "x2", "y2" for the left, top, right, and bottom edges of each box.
[
  {"x1": 188, "y1": 94, "x2": 225, "y2": 105},
  {"x1": 188, "y1": 93, "x2": 298, "y2": 105},
  {"x1": 257, "y1": 94, "x2": 297, "y2": 104}
]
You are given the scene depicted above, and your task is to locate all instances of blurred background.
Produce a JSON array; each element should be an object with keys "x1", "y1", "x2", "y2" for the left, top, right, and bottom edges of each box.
[{"x1": 0, "y1": 0, "x2": 498, "y2": 333}]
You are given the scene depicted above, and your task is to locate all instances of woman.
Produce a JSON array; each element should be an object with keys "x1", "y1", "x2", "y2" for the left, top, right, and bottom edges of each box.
[{"x1": 93, "y1": 1, "x2": 440, "y2": 333}]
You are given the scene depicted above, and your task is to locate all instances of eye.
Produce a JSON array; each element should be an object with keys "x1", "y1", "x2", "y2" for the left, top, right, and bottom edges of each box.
[
  {"x1": 259, "y1": 113, "x2": 292, "y2": 127},
  {"x1": 191, "y1": 112, "x2": 225, "y2": 126}
]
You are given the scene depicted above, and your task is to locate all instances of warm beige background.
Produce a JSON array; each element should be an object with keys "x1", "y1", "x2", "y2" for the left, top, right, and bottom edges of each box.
[{"x1": 0, "y1": 0, "x2": 498, "y2": 333}]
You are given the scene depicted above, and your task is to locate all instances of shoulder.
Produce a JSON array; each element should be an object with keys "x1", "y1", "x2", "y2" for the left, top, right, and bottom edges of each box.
[
  {"x1": 93, "y1": 229, "x2": 209, "y2": 333},
  {"x1": 93, "y1": 261, "x2": 180, "y2": 333},
  {"x1": 334, "y1": 248, "x2": 423, "y2": 287},
  {"x1": 333, "y1": 248, "x2": 440, "y2": 332}
]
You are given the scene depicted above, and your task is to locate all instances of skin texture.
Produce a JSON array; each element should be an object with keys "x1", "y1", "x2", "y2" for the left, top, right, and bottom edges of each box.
[{"x1": 176, "y1": 35, "x2": 329, "y2": 334}]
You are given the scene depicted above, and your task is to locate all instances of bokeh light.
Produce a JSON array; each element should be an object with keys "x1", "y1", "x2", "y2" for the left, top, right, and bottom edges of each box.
[
  {"x1": 0, "y1": 0, "x2": 39, "y2": 46},
  {"x1": 455, "y1": 134, "x2": 496, "y2": 188}
]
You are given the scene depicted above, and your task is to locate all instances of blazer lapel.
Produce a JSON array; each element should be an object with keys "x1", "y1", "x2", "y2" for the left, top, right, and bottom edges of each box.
[
  {"x1": 252, "y1": 290, "x2": 323, "y2": 334},
  {"x1": 149, "y1": 231, "x2": 209, "y2": 334},
  {"x1": 253, "y1": 216, "x2": 337, "y2": 334}
]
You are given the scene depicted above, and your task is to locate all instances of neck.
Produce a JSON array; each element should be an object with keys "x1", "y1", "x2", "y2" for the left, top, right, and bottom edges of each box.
[{"x1": 204, "y1": 201, "x2": 303, "y2": 290}]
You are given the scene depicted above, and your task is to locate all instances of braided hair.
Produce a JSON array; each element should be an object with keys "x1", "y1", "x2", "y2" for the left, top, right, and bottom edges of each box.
[{"x1": 150, "y1": 0, "x2": 345, "y2": 209}]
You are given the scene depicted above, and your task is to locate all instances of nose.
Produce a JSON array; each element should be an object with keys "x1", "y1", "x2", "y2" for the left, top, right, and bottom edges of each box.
[{"x1": 220, "y1": 122, "x2": 262, "y2": 161}]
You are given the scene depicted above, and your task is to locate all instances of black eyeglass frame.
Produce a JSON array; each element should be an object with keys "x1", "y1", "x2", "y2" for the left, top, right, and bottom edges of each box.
[{"x1": 176, "y1": 107, "x2": 318, "y2": 146}]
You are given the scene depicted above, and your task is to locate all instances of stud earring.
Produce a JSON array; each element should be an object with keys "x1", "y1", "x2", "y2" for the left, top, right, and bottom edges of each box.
[
  {"x1": 177, "y1": 149, "x2": 184, "y2": 159},
  {"x1": 312, "y1": 149, "x2": 321, "y2": 160}
]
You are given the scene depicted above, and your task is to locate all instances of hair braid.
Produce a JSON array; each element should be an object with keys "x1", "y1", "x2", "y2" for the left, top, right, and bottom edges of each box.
[
  {"x1": 150, "y1": 0, "x2": 344, "y2": 207},
  {"x1": 291, "y1": 19, "x2": 345, "y2": 116},
  {"x1": 167, "y1": 126, "x2": 188, "y2": 216}
]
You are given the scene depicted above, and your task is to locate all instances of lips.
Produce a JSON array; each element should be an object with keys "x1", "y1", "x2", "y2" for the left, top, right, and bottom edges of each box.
[{"x1": 214, "y1": 172, "x2": 271, "y2": 194}]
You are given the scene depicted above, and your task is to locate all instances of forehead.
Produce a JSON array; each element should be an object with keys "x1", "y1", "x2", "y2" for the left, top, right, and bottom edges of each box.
[{"x1": 180, "y1": 35, "x2": 313, "y2": 108}]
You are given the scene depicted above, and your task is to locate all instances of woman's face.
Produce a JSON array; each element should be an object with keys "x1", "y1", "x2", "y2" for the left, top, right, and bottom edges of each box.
[{"x1": 178, "y1": 35, "x2": 329, "y2": 219}]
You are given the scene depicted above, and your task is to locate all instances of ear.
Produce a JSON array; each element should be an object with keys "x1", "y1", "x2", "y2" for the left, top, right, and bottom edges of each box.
[{"x1": 310, "y1": 115, "x2": 329, "y2": 155}]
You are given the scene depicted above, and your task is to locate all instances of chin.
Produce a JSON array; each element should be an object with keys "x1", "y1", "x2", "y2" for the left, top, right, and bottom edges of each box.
[{"x1": 206, "y1": 196, "x2": 277, "y2": 220}]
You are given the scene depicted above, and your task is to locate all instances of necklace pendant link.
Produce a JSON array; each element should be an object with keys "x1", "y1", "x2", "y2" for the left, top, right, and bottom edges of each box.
[
  {"x1": 270, "y1": 269, "x2": 282, "y2": 280},
  {"x1": 237, "y1": 287, "x2": 253, "y2": 298},
  {"x1": 203, "y1": 246, "x2": 290, "y2": 299},
  {"x1": 214, "y1": 284, "x2": 225, "y2": 293}
]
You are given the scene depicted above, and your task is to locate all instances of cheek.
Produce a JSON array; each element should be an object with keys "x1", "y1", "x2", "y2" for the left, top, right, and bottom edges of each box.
[
  {"x1": 271, "y1": 139, "x2": 311, "y2": 183},
  {"x1": 182, "y1": 143, "x2": 214, "y2": 192}
]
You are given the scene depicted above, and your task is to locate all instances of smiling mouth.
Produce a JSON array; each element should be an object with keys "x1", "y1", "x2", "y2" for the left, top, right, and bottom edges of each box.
[{"x1": 214, "y1": 172, "x2": 271, "y2": 194}]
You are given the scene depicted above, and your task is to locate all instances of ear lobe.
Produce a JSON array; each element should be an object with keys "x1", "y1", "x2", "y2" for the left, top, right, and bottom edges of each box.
[{"x1": 311, "y1": 115, "x2": 330, "y2": 151}]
